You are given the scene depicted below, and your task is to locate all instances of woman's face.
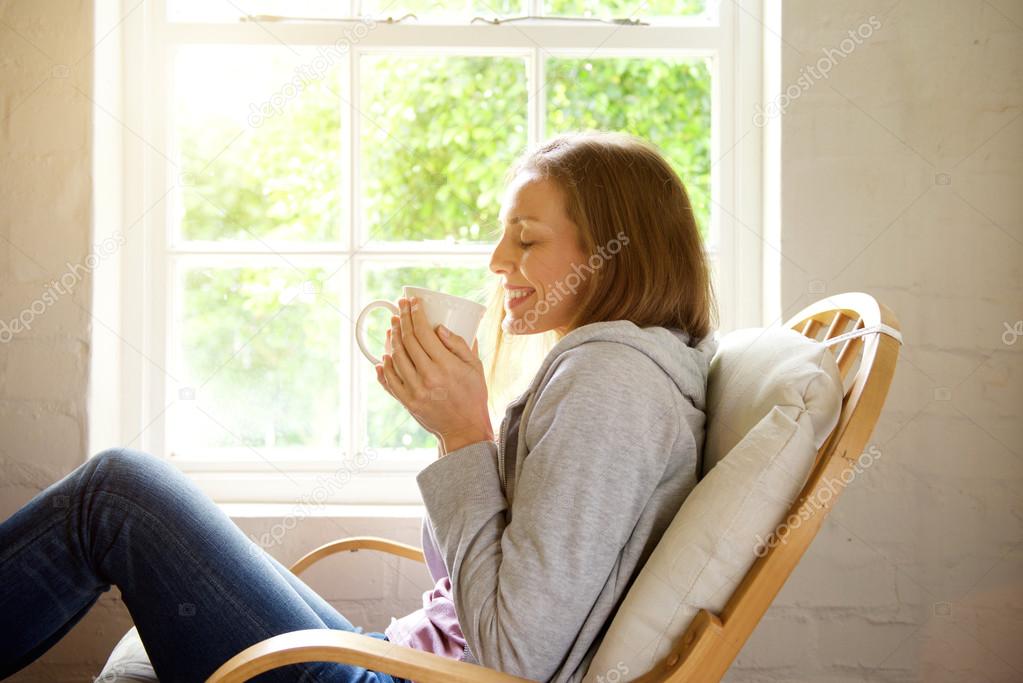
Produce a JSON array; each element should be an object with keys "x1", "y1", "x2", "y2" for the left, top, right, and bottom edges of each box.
[{"x1": 489, "y1": 171, "x2": 590, "y2": 336}]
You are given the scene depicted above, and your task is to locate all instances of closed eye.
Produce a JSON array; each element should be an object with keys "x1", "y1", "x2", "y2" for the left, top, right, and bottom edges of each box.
[{"x1": 518, "y1": 240, "x2": 535, "y2": 249}]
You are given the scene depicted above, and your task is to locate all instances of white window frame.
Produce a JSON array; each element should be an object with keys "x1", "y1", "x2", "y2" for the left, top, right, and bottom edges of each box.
[{"x1": 90, "y1": 0, "x2": 766, "y2": 506}]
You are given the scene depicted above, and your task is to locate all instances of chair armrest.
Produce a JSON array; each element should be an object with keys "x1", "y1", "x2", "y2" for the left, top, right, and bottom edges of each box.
[
  {"x1": 205, "y1": 629, "x2": 536, "y2": 683},
  {"x1": 289, "y1": 536, "x2": 426, "y2": 576},
  {"x1": 630, "y1": 609, "x2": 724, "y2": 683}
]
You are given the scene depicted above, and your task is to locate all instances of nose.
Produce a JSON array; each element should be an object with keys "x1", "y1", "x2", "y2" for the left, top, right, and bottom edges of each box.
[{"x1": 489, "y1": 233, "x2": 515, "y2": 276}]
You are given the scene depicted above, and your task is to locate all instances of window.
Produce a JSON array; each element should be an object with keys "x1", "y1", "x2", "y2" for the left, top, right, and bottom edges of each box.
[{"x1": 93, "y1": 0, "x2": 765, "y2": 505}]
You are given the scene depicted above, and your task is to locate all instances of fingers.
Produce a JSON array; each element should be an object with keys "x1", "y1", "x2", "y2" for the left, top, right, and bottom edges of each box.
[
  {"x1": 380, "y1": 297, "x2": 479, "y2": 414},
  {"x1": 437, "y1": 324, "x2": 477, "y2": 364},
  {"x1": 405, "y1": 297, "x2": 447, "y2": 362},
  {"x1": 389, "y1": 317, "x2": 423, "y2": 394},
  {"x1": 396, "y1": 298, "x2": 431, "y2": 368},
  {"x1": 379, "y1": 329, "x2": 413, "y2": 400},
  {"x1": 375, "y1": 363, "x2": 391, "y2": 396},
  {"x1": 380, "y1": 353, "x2": 408, "y2": 400},
  {"x1": 377, "y1": 330, "x2": 396, "y2": 398}
]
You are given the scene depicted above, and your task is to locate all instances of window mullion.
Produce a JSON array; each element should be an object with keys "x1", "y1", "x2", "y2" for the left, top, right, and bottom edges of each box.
[
  {"x1": 149, "y1": 0, "x2": 172, "y2": 459},
  {"x1": 531, "y1": 45, "x2": 545, "y2": 152},
  {"x1": 348, "y1": 44, "x2": 361, "y2": 465}
]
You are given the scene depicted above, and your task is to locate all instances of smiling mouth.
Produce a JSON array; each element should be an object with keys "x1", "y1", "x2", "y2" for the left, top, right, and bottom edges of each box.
[{"x1": 505, "y1": 289, "x2": 535, "y2": 309}]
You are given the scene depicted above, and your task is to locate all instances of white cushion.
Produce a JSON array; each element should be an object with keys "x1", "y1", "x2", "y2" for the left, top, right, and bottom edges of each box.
[
  {"x1": 96, "y1": 626, "x2": 158, "y2": 682},
  {"x1": 583, "y1": 327, "x2": 843, "y2": 682},
  {"x1": 702, "y1": 326, "x2": 844, "y2": 476}
]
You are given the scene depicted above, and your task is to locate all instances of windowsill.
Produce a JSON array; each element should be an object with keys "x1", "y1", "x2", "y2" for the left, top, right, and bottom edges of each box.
[{"x1": 219, "y1": 502, "x2": 426, "y2": 519}]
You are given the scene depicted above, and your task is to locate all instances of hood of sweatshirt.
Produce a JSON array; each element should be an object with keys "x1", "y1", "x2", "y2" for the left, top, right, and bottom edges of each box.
[{"x1": 507, "y1": 319, "x2": 719, "y2": 414}]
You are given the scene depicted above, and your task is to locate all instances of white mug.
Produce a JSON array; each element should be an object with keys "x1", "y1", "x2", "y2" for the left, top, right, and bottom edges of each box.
[{"x1": 355, "y1": 285, "x2": 487, "y2": 365}]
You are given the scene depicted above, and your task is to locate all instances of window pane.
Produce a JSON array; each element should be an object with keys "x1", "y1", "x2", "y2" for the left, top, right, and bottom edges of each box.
[
  {"x1": 360, "y1": 263, "x2": 491, "y2": 449},
  {"x1": 360, "y1": 0, "x2": 522, "y2": 17},
  {"x1": 175, "y1": 265, "x2": 343, "y2": 451},
  {"x1": 360, "y1": 55, "x2": 527, "y2": 243},
  {"x1": 545, "y1": 57, "x2": 712, "y2": 240},
  {"x1": 174, "y1": 46, "x2": 343, "y2": 242},
  {"x1": 543, "y1": 0, "x2": 705, "y2": 18}
]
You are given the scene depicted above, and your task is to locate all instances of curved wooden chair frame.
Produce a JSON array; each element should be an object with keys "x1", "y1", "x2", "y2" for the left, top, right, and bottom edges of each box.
[{"x1": 207, "y1": 292, "x2": 902, "y2": 683}]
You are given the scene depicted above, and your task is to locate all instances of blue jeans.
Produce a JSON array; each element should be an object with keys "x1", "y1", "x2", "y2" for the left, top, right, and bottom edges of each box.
[{"x1": 0, "y1": 447, "x2": 409, "y2": 682}]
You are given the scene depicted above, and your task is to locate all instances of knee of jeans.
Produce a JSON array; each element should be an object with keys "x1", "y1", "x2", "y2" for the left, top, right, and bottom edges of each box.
[{"x1": 88, "y1": 447, "x2": 168, "y2": 495}]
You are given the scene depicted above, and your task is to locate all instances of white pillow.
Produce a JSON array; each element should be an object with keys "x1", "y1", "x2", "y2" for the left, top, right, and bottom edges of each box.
[
  {"x1": 96, "y1": 626, "x2": 157, "y2": 682},
  {"x1": 583, "y1": 327, "x2": 843, "y2": 682},
  {"x1": 702, "y1": 326, "x2": 845, "y2": 476}
]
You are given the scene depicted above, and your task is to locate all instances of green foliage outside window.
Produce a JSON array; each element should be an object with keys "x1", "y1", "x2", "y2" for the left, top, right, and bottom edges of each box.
[{"x1": 174, "y1": 46, "x2": 710, "y2": 451}]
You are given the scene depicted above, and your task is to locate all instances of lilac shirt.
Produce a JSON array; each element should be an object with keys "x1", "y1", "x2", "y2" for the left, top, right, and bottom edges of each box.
[{"x1": 383, "y1": 514, "x2": 468, "y2": 659}]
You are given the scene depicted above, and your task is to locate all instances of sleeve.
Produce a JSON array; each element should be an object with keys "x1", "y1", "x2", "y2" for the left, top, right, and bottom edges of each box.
[
  {"x1": 421, "y1": 513, "x2": 450, "y2": 582},
  {"x1": 415, "y1": 343, "x2": 684, "y2": 681}
]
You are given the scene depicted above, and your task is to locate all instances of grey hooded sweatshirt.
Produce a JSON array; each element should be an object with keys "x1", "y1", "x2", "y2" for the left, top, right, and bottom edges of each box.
[{"x1": 415, "y1": 319, "x2": 718, "y2": 682}]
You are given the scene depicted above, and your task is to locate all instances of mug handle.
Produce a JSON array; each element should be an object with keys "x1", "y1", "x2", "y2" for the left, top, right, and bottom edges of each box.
[{"x1": 356, "y1": 299, "x2": 400, "y2": 365}]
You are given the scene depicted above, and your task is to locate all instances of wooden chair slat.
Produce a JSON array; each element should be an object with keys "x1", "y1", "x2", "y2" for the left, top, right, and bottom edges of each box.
[
  {"x1": 799, "y1": 317, "x2": 823, "y2": 338},
  {"x1": 289, "y1": 536, "x2": 426, "y2": 576},
  {"x1": 823, "y1": 310, "x2": 850, "y2": 341}
]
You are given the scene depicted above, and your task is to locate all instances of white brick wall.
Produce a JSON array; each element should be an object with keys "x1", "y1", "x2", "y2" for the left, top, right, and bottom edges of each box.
[
  {"x1": 726, "y1": 1, "x2": 1023, "y2": 681},
  {"x1": 1, "y1": 1, "x2": 114, "y2": 679},
  {"x1": 1, "y1": 1, "x2": 1020, "y2": 681}
]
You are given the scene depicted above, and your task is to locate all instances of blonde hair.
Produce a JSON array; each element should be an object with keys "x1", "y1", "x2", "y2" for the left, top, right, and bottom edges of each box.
[{"x1": 480, "y1": 131, "x2": 718, "y2": 423}]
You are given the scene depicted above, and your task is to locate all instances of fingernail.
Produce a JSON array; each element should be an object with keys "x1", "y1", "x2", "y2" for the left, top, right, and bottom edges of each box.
[{"x1": 438, "y1": 325, "x2": 450, "y2": 338}]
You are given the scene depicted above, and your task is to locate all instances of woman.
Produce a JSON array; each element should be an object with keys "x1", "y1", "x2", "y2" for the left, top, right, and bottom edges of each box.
[{"x1": 0, "y1": 131, "x2": 717, "y2": 683}]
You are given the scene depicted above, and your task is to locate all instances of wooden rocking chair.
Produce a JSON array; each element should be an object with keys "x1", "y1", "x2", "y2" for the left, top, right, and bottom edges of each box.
[{"x1": 206, "y1": 292, "x2": 901, "y2": 683}]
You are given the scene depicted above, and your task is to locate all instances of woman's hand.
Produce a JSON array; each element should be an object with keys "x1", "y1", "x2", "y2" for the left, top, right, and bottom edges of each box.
[{"x1": 375, "y1": 296, "x2": 494, "y2": 452}]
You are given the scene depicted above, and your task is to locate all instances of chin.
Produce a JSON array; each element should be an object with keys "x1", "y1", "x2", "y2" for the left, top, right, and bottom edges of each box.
[{"x1": 502, "y1": 312, "x2": 553, "y2": 335}]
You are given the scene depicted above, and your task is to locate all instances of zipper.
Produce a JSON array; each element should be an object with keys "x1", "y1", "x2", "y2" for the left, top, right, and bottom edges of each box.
[
  {"x1": 497, "y1": 411, "x2": 509, "y2": 491},
  {"x1": 497, "y1": 384, "x2": 535, "y2": 495}
]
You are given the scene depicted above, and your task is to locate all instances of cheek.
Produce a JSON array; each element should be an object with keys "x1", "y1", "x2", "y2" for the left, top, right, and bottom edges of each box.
[
  {"x1": 520, "y1": 252, "x2": 554, "y2": 286},
  {"x1": 556, "y1": 248, "x2": 588, "y2": 284},
  {"x1": 522, "y1": 245, "x2": 589, "y2": 296},
  {"x1": 561, "y1": 249, "x2": 593, "y2": 302}
]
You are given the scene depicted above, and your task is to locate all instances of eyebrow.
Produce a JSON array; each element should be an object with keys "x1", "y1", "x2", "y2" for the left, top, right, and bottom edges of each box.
[{"x1": 503, "y1": 215, "x2": 540, "y2": 225}]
